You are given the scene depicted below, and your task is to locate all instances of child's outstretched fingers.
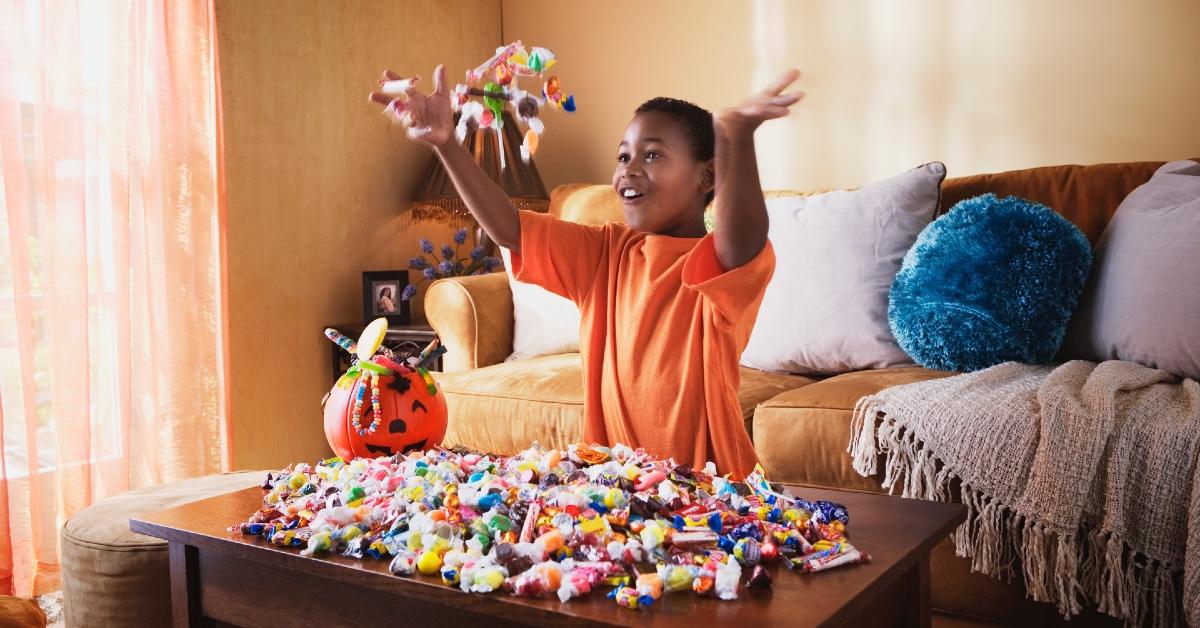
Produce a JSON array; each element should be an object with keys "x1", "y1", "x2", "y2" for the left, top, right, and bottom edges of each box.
[
  {"x1": 432, "y1": 64, "x2": 446, "y2": 94},
  {"x1": 368, "y1": 63, "x2": 453, "y2": 147},
  {"x1": 718, "y1": 68, "x2": 806, "y2": 133},
  {"x1": 762, "y1": 68, "x2": 801, "y2": 96}
]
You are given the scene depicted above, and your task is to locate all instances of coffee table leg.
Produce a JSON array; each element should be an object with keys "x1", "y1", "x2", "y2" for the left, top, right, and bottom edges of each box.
[
  {"x1": 901, "y1": 555, "x2": 932, "y2": 628},
  {"x1": 169, "y1": 542, "x2": 213, "y2": 627}
]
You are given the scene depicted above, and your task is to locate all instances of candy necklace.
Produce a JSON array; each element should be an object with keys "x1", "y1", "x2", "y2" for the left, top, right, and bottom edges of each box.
[{"x1": 350, "y1": 373, "x2": 383, "y2": 435}]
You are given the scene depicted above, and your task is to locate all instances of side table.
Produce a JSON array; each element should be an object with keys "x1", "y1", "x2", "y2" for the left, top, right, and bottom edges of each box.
[{"x1": 326, "y1": 321, "x2": 441, "y2": 381}]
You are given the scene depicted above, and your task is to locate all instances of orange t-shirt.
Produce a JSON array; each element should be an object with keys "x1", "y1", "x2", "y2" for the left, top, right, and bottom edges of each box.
[{"x1": 511, "y1": 210, "x2": 775, "y2": 478}]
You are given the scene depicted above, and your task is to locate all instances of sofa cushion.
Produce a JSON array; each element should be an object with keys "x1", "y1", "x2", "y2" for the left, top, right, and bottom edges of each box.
[
  {"x1": 889, "y1": 194, "x2": 1092, "y2": 372},
  {"x1": 500, "y1": 247, "x2": 581, "y2": 361},
  {"x1": 1063, "y1": 160, "x2": 1200, "y2": 380},
  {"x1": 753, "y1": 366, "x2": 956, "y2": 491},
  {"x1": 437, "y1": 353, "x2": 815, "y2": 454},
  {"x1": 742, "y1": 163, "x2": 946, "y2": 375}
]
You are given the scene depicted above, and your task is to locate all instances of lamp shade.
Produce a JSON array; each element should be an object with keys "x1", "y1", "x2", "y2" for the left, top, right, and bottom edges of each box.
[{"x1": 410, "y1": 110, "x2": 549, "y2": 221}]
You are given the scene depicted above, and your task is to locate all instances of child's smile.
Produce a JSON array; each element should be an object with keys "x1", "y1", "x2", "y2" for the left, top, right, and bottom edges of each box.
[{"x1": 613, "y1": 111, "x2": 711, "y2": 237}]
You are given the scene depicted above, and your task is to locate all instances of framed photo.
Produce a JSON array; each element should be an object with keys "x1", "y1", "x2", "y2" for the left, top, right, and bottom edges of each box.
[{"x1": 362, "y1": 270, "x2": 411, "y2": 325}]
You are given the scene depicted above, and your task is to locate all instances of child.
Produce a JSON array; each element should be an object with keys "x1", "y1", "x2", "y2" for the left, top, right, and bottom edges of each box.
[{"x1": 370, "y1": 66, "x2": 803, "y2": 478}]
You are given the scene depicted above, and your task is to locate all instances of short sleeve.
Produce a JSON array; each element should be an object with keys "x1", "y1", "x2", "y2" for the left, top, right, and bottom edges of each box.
[
  {"x1": 511, "y1": 210, "x2": 609, "y2": 304},
  {"x1": 682, "y1": 235, "x2": 776, "y2": 329}
]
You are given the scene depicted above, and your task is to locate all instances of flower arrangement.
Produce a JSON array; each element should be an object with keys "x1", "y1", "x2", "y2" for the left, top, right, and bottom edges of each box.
[{"x1": 402, "y1": 227, "x2": 502, "y2": 300}]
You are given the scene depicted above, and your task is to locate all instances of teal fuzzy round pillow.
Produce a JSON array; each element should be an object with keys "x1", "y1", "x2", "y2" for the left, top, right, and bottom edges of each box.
[{"x1": 888, "y1": 194, "x2": 1092, "y2": 372}]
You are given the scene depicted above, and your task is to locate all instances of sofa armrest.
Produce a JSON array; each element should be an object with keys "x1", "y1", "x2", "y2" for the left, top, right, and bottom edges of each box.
[{"x1": 424, "y1": 272, "x2": 514, "y2": 372}]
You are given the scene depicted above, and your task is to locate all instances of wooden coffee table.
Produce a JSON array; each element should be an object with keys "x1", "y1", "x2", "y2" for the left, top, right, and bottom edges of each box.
[{"x1": 130, "y1": 484, "x2": 964, "y2": 627}]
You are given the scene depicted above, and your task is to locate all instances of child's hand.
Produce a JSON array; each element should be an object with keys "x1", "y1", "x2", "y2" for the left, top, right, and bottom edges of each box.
[
  {"x1": 715, "y1": 68, "x2": 804, "y2": 137},
  {"x1": 368, "y1": 65, "x2": 454, "y2": 148}
]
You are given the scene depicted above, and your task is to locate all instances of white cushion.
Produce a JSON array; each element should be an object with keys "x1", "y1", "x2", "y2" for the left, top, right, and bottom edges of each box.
[
  {"x1": 1063, "y1": 159, "x2": 1200, "y2": 380},
  {"x1": 501, "y1": 247, "x2": 581, "y2": 361},
  {"x1": 741, "y1": 162, "x2": 946, "y2": 374}
]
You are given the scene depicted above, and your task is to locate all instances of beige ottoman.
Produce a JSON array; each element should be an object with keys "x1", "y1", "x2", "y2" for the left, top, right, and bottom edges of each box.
[{"x1": 60, "y1": 470, "x2": 269, "y2": 627}]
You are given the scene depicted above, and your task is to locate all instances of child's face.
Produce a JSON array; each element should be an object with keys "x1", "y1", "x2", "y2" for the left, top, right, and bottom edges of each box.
[{"x1": 612, "y1": 112, "x2": 712, "y2": 236}]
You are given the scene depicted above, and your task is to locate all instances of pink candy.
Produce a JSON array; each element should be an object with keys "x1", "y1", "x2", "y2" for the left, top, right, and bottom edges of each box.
[{"x1": 635, "y1": 470, "x2": 667, "y2": 492}]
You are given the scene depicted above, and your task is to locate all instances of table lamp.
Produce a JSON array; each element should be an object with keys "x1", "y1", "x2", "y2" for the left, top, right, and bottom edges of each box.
[{"x1": 409, "y1": 111, "x2": 550, "y2": 251}]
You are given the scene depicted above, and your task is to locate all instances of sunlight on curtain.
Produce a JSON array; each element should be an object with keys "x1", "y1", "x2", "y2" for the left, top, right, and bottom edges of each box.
[{"x1": 0, "y1": 0, "x2": 228, "y2": 596}]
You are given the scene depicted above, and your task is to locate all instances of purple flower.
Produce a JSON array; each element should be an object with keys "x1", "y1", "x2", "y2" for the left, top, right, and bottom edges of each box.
[
  {"x1": 470, "y1": 245, "x2": 485, "y2": 261},
  {"x1": 420, "y1": 238, "x2": 434, "y2": 254},
  {"x1": 408, "y1": 256, "x2": 429, "y2": 270},
  {"x1": 483, "y1": 257, "x2": 501, "y2": 272},
  {"x1": 423, "y1": 267, "x2": 436, "y2": 280},
  {"x1": 441, "y1": 244, "x2": 455, "y2": 261},
  {"x1": 438, "y1": 261, "x2": 454, "y2": 274},
  {"x1": 401, "y1": 284, "x2": 418, "y2": 300},
  {"x1": 453, "y1": 228, "x2": 469, "y2": 245}
]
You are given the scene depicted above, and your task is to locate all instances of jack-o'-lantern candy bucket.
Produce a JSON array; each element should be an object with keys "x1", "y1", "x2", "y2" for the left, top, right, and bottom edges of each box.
[{"x1": 322, "y1": 319, "x2": 448, "y2": 460}]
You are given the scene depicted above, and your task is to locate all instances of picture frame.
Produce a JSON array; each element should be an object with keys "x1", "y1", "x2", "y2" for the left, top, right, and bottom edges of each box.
[{"x1": 362, "y1": 270, "x2": 411, "y2": 325}]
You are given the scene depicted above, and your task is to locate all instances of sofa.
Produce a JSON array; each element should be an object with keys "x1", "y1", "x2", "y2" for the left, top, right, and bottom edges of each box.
[{"x1": 424, "y1": 159, "x2": 1178, "y2": 626}]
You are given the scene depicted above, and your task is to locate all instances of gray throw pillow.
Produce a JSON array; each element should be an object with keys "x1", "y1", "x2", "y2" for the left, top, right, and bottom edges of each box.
[
  {"x1": 741, "y1": 162, "x2": 946, "y2": 375},
  {"x1": 1063, "y1": 160, "x2": 1200, "y2": 380}
]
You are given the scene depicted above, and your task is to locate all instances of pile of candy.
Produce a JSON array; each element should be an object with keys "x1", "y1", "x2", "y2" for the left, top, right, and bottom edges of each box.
[{"x1": 233, "y1": 444, "x2": 869, "y2": 610}]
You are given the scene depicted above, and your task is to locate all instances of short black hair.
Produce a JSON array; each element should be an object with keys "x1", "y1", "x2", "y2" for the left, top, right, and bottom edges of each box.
[{"x1": 634, "y1": 97, "x2": 715, "y2": 204}]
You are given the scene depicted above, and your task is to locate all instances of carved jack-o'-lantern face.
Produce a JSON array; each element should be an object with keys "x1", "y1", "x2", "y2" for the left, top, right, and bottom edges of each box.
[{"x1": 323, "y1": 367, "x2": 447, "y2": 460}]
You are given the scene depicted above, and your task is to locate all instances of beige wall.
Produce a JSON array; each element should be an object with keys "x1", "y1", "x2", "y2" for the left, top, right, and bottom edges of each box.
[
  {"x1": 217, "y1": 0, "x2": 1197, "y2": 469},
  {"x1": 217, "y1": 0, "x2": 500, "y2": 470},
  {"x1": 502, "y1": 0, "x2": 1200, "y2": 191}
]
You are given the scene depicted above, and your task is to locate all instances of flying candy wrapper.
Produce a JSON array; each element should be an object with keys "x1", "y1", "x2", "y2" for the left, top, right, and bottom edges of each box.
[{"x1": 452, "y1": 40, "x2": 576, "y2": 166}]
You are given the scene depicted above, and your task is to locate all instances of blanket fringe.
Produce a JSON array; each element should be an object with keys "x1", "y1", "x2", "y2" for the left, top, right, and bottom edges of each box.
[
  {"x1": 848, "y1": 396, "x2": 881, "y2": 476},
  {"x1": 849, "y1": 407, "x2": 1184, "y2": 627}
]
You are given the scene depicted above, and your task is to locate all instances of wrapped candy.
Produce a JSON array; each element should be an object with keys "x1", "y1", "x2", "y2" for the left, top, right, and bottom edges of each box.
[
  {"x1": 300, "y1": 530, "x2": 332, "y2": 556},
  {"x1": 733, "y1": 537, "x2": 761, "y2": 566},
  {"x1": 657, "y1": 564, "x2": 699, "y2": 593},
  {"x1": 747, "y1": 564, "x2": 773, "y2": 590},
  {"x1": 389, "y1": 550, "x2": 417, "y2": 576},
  {"x1": 417, "y1": 549, "x2": 443, "y2": 575},
  {"x1": 715, "y1": 556, "x2": 742, "y2": 601},
  {"x1": 448, "y1": 41, "x2": 577, "y2": 166},
  {"x1": 470, "y1": 565, "x2": 508, "y2": 593},
  {"x1": 611, "y1": 586, "x2": 646, "y2": 609},
  {"x1": 556, "y1": 564, "x2": 613, "y2": 603},
  {"x1": 760, "y1": 539, "x2": 780, "y2": 561},
  {"x1": 234, "y1": 443, "x2": 855, "y2": 613},
  {"x1": 796, "y1": 548, "x2": 871, "y2": 573},
  {"x1": 635, "y1": 572, "x2": 663, "y2": 599},
  {"x1": 378, "y1": 78, "x2": 417, "y2": 97},
  {"x1": 506, "y1": 562, "x2": 563, "y2": 597}
]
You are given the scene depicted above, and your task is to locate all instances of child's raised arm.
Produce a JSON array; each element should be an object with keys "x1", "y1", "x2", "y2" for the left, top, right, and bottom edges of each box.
[
  {"x1": 369, "y1": 65, "x2": 522, "y2": 252},
  {"x1": 711, "y1": 69, "x2": 804, "y2": 269}
]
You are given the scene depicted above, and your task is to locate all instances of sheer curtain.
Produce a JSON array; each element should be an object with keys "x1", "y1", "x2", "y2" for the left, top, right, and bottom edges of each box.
[{"x1": 0, "y1": 0, "x2": 229, "y2": 596}]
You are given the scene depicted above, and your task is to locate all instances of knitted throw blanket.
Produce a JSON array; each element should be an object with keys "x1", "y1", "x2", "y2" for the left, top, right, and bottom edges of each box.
[{"x1": 848, "y1": 361, "x2": 1200, "y2": 627}]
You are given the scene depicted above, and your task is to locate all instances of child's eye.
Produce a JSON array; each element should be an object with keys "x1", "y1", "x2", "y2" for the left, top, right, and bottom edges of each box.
[
  {"x1": 645, "y1": 151, "x2": 661, "y2": 161},
  {"x1": 617, "y1": 153, "x2": 630, "y2": 164}
]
